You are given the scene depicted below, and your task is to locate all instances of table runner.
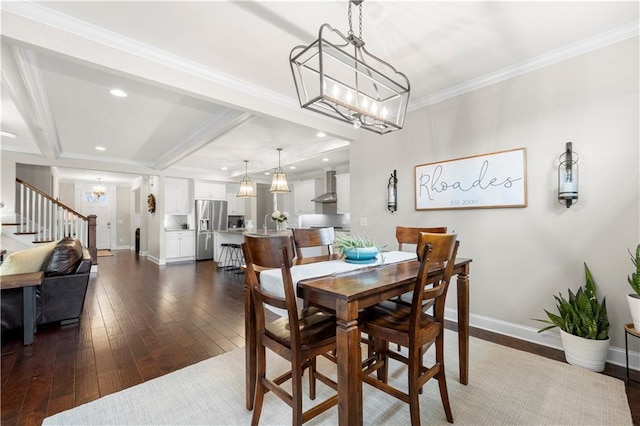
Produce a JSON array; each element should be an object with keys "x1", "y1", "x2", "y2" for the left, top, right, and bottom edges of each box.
[{"x1": 259, "y1": 250, "x2": 417, "y2": 315}]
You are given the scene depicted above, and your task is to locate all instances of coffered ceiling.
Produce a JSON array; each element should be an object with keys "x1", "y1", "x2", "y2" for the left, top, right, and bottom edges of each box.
[{"x1": 1, "y1": 1, "x2": 637, "y2": 186}]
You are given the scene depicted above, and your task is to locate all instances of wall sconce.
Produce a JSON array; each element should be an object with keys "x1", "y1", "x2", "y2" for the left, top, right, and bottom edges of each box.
[
  {"x1": 558, "y1": 142, "x2": 578, "y2": 208},
  {"x1": 388, "y1": 170, "x2": 397, "y2": 212}
]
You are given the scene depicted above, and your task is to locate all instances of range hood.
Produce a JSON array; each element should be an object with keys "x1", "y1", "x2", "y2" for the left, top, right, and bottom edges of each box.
[{"x1": 312, "y1": 170, "x2": 337, "y2": 203}]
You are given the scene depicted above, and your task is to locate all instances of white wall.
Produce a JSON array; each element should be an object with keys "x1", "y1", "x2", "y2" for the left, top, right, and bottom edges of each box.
[{"x1": 350, "y1": 37, "x2": 639, "y2": 354}]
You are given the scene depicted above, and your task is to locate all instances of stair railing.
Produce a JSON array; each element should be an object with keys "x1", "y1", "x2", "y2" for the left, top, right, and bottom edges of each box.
[{"x1": 15, "y1": 178, "x2": 97, "y2": 263}]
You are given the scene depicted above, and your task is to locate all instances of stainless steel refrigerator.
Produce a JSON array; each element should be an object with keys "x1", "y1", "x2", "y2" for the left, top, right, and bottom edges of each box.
[{"x1": 195, "y1": 200, "x2": 228, "y2": 260}]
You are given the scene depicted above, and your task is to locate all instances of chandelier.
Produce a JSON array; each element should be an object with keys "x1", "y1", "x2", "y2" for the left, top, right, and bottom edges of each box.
[
  {"x1": 289, "y1": 0, "x2": 410, "y2": 135},
  {"x1": 269, "y1": 148, "x2": 291, "y2": 193},
  {"x1": 92, "y1": 178, "x2": 106, "y2": 198},
  {"x1": 237, "y1": 160, "x2": 256, "y2": 198}
]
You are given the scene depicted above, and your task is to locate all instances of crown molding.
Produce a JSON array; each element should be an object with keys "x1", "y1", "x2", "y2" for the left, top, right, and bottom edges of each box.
[
  {"x1": 10, "y1": 45, "x2": 62, "y2": 159},
  {"x1": 3, "y1": 1, "x2": 298, "y2": 111},
  {"x1": 5, "y1": 3, "x2": 638, "y2": 122},
  {"x1": 410, "y1": 20, "x2": 640, "y2": 110},
  {"x1": 153, "y1": 112, "x2": 254, "y2": 170}
]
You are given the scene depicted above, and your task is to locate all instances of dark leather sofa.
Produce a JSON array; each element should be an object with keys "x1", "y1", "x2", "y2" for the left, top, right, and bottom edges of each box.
[{"x1": 1, "y1": 237, "x2": 92, "y2": 331}]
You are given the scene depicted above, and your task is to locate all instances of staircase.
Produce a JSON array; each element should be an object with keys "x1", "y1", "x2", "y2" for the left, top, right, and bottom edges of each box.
[{"x1": 1, "y1": 178, "x2": 97, "y2": 263}]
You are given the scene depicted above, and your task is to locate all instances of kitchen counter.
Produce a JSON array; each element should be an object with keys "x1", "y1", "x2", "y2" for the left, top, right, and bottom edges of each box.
[
  {"x1": 244, "y1": 230, "x2": 292, "y2": 236},
  {"x1": 219, "y1": 228, "x2": 246, "y2": 234}
]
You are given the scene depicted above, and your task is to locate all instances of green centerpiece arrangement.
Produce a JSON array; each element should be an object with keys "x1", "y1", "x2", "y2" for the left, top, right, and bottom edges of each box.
[
  {"x1": 334, "y1": 232, "x2": 384, "y2": 264},
  {"x1": 535, "y1": 263, "x2": 609, "y2": 371}
]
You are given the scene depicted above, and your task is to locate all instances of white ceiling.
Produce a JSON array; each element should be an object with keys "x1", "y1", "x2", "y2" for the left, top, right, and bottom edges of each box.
[{"x1": 1, "y1": 1, "x2": 637, "y2": 187}]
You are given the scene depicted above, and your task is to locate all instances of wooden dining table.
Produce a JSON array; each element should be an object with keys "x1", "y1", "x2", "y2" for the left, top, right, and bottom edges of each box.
[{"x1": 243, "y1": 253, "x2": 472, "y2": 425}]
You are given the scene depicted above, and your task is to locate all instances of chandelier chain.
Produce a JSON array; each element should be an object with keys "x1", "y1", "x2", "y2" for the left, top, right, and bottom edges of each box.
[
  {"x1": 347, "y1": 1, "x2": 363, "y2": 39},
  {"x1": 358, "y1": 2, "x2": 363, "y2": 39}
]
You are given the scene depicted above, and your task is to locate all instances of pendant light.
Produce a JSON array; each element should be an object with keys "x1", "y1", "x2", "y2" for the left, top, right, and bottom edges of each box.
[
  {"x1": 290, "y1": 0, "x2": 410, "y2": 135},
  {"x1": 92, "y1": 178, "x2": 106, "y2": 198},
  {"x1": 270, "y1": 148, "x2": 291, "y2": 193},
  {"x1": 237, "y1": 160, "x2": 256, "y2": 198}
]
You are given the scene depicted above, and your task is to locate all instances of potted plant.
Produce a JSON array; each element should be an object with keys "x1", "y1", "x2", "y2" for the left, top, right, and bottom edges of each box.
[
  {"x1": 627, "y1": 244, "x2": 640, "y2": 330},
  {"x1": 334, "y1": 232, "x2": 384, "y2": 263},
  {"x1": 535, "y1": 263, "x2": 610, "y2": 372}
]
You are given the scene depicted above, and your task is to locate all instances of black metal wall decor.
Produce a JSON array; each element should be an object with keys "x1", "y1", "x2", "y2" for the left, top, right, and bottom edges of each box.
[
  {"x1": 558, "y1": 142, "x2": 578, "y2": 208},
  {"x1": 388, "y1": 170, "x2": 397, "y2": 212}
]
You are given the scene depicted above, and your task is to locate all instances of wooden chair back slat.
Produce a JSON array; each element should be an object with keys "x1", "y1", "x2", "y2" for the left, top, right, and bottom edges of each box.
[
  {"x1": 396, "y1": 226, "x2": 448, "y2": 251},
  {"x1": 292, "y1": 227, "x2": 335, "y2": 258}
]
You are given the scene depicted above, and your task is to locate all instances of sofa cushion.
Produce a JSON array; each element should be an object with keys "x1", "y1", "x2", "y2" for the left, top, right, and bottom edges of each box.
[
  {"x1": 42, "y1": 238, "x2": 83, "y2": 277},
  {"x1": 0, "y1": 240, "x2": 58, "y2": 276}
]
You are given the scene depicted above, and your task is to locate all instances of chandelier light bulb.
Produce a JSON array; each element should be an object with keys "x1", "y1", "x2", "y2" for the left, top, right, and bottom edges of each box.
[{"x1": 345, "y1": 90, "x2": 353, "y2": 103}]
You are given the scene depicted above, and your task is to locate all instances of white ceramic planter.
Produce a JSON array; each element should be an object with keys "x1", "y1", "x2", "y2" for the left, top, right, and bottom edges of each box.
[
  {"x1": 559, "y1": 329, "x2": 610, "y2": 372},
  {"x1": 627, "y1": 294, "x2": 640, "y2": 330}
]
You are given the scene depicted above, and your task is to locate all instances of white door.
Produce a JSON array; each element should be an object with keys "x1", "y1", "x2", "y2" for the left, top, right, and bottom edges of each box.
[{"x1": 78, "y1": 186, "x2": 114, "y2": 250}]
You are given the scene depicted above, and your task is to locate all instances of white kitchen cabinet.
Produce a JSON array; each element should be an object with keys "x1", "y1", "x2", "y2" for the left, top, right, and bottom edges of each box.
[
  {"x1": 293, "y1": 180, "x2": 317, "y2": 214},
  {"x1": 226, "y1": 184, "x2": 246, "y2": 215},
  {"x1": 166, "y1": 230, "x2": 195, "y2": 262},
  {"x1": 194, "y1": 180, "x2": 226, "y2": 200},
  {"x1": 336, "y1": 173, "x2": 350, "y2": 213},
  {"x1": 165, "y1": 178, "x2": 192, "y2": 214}
]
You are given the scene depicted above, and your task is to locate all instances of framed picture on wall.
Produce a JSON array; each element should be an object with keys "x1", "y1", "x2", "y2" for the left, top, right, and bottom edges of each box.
[{"x1": 414, "y1": 148, "x2": 527, "y2": 210}]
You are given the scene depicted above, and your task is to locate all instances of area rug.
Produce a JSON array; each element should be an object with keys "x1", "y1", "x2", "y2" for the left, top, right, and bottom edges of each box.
[
  {"x1": 43, "y1": 332, "x2": 631, "y2": 425},
  {"x1": 96, "y1": 249, "x2": 113, "y2": 257}
]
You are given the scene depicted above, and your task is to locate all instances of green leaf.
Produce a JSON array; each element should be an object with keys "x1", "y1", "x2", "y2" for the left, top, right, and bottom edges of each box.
[{"x1": 534, "y1": 263, "x2": 609, "y2": 340}]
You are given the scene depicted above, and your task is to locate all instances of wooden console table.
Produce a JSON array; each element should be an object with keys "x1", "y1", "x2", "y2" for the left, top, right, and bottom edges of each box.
[{"x1": 0, "y1": 271, "x2": 44, "y2": 345}]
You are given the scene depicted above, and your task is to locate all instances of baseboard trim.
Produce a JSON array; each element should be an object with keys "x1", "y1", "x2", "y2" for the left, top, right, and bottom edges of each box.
[{"x1": 445, "y1": 308, "x2": 636, "y2": 371}]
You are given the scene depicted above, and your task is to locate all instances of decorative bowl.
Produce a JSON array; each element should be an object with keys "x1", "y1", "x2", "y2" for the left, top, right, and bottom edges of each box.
[{"x1": 343, "y1": 247, "x2": 379, "y2": 261}]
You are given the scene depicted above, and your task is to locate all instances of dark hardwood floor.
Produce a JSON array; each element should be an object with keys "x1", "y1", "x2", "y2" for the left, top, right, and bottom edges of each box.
[{"x1": 2, "y1": 250, "x2": 638, "y2": 425}]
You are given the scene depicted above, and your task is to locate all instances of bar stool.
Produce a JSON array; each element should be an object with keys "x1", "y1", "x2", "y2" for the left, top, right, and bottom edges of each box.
[
  {"x1": 217, "y1": 243, "x2": 232, "y2": 269},
  {"x1": 228, "y1": 243, "x2": 244, "y2": 275}
]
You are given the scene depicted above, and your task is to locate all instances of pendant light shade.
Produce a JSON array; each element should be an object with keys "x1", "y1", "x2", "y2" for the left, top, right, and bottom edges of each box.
[
  {"x1": 289, "y1": 0, "x2": 410, "y2": 135},
  {"x1": 270, "y1": 148, "x2": 291, "y2": 193},
  {"x1": 237, "y1": 160, "x2": 256, "y2": 198}
]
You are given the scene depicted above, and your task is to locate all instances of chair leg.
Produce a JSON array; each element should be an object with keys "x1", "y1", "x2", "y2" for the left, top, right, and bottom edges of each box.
[
  {"x1": 436, "y1": 334, "x2": 453, "y2": 423},
  {"x1": 309, "y1": 357, "x2": 316, "y2": 400},
  {"x1": 408, "y1": 344, "x2": 422, "y2": 426},
  {"x1": 376, "y1": 339, "x2": 389, "y2": 383},
  {"x1": 251, "y1": 345, "x2": 266, "y2": 426},
  {"x1": 292, "y1": 359, "x2": 304, "y2": 426}
]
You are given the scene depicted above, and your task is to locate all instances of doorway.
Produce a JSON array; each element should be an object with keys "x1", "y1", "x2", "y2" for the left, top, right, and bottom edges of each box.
[{"x1": 77, "y1": 187, "x2": 113, "y2": 250}]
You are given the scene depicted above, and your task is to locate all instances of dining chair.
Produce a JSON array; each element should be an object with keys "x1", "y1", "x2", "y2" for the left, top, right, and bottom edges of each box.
[
  {"x1": 292, "y1": 227, "x2": 335, "y2": 259},
  {"x1": 394, "y1": 225, "x2": 448, "y2": 306},
  {"x1": 361, "y1": 232, "x2": 459, "y2": 425},
  {"x1": 396, "y1": 226, "x2": 448, "y2": 251},
  {"x1": 242, "y1": 235, "x2": 338, "y2": 425}
]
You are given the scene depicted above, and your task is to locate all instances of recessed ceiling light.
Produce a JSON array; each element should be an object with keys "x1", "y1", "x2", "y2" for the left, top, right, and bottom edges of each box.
[
  {"x1": 316, "y1": 131, "x2": 326, "y2": 137},
  {"x1": 289, "y1": 166, "x2": 296, "y2": 170},
  {"x1": 110, "y1": 89, "x2": 128, "y2": 97},
  {"x1": 322, "y1": 158, "x2": 329, "y2": 162},
  {"x1": 95, "y1": 146, "x2": 106, "y2": 151},
  {"x1": 221, "y1": 166, "x2": 228, "y2": 171},
  {"x1": 1, "y1": 130, "x2": 17, "y2": 138},
  {"x1": 264, "y1": 172, "x2": 271, "y2": 176}
]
